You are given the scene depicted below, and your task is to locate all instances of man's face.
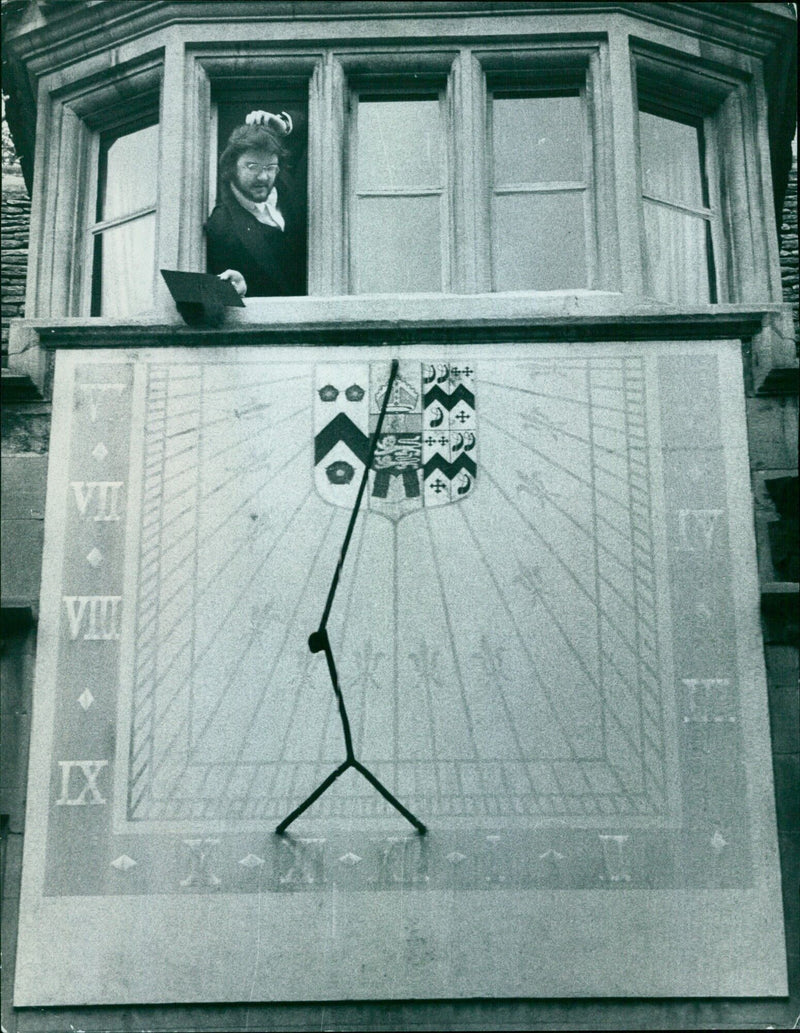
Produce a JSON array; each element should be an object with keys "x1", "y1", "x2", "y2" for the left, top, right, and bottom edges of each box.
[{"x1": 233, "y1": 149, "x2": 280, "y2": 202}]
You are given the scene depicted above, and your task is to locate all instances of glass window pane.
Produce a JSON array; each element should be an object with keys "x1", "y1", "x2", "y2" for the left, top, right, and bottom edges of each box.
[
  {"x1": 356, "y1": 99, "x2": 442, "y2": 191},
  {"x1": 643, "y1": 200, "x2": 710, "y2": 304},
  {"x1": 354, "y1": 195, "x2": 441, "y2": 293},
  {"x1": 639, "y1": 111, "x2": 705, "y2": 209},
  {"x1": 492, "y1": 192, "x2": 586, "y2": 291},
  {"x1": 98, "y1": 214, "x2": 156, "y2": 316},
  {"x1": 98, "y1": 123, "x2": 159, "y2": 222},
  {"x1": 493, "y1": 94, "x2": 583, "y2": 185}
]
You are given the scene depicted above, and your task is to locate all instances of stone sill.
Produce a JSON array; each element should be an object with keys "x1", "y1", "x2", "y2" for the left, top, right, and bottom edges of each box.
[
  {"x1": 10, "y1": 296, "x2": 794, "y2": 348},
  {"x1": 7, "y1": 296, "x2": 795, "y2": 398}
]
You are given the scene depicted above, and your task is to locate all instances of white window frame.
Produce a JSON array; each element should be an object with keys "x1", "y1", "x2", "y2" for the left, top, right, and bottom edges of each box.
[
  {"x1": 346, "y1": 84, "x2": 453, "y2": 295},
  {"x1": 86, "y1": 114, "x2": 161, "y2": 317},
  {"x1": 486, "y1": 82, "x2": 595, "y2": 292},
  {"x1": 473, "y1": 42, "x2": 613, "y2": 294}
]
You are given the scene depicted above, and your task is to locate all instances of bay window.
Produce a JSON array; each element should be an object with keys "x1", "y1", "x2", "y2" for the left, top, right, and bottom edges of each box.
[{"x1": 22, "y1": 31, "x2": 775, "y2": 340}]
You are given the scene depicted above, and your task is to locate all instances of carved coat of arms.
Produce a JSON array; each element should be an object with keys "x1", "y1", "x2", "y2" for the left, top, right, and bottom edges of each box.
[{"x1": 314, "y1": 361, "x2": 476, "y2": 520}]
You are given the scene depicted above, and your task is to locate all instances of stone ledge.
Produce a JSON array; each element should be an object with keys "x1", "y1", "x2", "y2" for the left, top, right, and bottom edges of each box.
[{"x1": 10, "y1": 299, "x2": 789, "y2": 349}]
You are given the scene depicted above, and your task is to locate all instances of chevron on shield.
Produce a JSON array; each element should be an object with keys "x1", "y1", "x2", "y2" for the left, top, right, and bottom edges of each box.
[{"x1": 314, "y1": 361, "x2": 476, "y2": 520}]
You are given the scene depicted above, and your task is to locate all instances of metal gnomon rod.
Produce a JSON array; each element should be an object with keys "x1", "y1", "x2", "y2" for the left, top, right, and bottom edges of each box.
[{"x1": 275, "y1": 359, "x2": 427, "y2": 836}]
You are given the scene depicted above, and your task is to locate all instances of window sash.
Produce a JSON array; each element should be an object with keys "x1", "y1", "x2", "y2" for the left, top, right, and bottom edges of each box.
[
  {"x1": 637, "y1": 104, "x2": 722, "y2": 304},
  {"x1": 487, "y1": 86, "x2": 595, "y2": 292},
  {"x1": 91, "y1": 212, "x2": 157, "y2": 317},
  {"x1": 348, "y1": 90, "x2": 451, "y2": 294},
  {"x1": 87, "y1": 118, "x2": 160, "y2": 317}
]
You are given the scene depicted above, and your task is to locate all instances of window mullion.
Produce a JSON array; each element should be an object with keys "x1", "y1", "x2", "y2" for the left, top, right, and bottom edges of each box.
[
  {"x1": 78, "y1": 127, "x2": 100, "y2": 318},
  {"x1": 580, "y1": 81, "x2": 597, "y2": 291},
  {"x1": 439, "y1": 89, "x2": 452, "y2": 294},
  {"x1": 608, "y1": 29, "x2": 645, "y2": 295},
  {"x1": 347, "y1": 85, "x2": 359, "y2": 292},
  {"x1": 309, "y1": 55, "x2": 345, "y2": 295},
  {"x1": 154, "y1": 39, "x2": 185, "y2": 315},
  {"x1": 451, "y1": 50, "x2": 488, "y2": 294}
]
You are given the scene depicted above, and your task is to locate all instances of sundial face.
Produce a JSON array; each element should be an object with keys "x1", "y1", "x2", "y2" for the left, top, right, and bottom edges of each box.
[{"x1": 15, "y1": 342, "x2": 786, "y2": 1004}]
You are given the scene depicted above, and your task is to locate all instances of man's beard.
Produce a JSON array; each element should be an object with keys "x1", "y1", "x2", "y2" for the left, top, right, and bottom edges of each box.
[{"x1": 233, "y1": 176, "x2": 271, "y2": 203}]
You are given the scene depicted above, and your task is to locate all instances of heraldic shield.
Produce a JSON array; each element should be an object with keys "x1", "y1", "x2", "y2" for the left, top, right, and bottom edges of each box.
[{"x1": 314, "y1": 361, "x2": 476, "y2": 519}]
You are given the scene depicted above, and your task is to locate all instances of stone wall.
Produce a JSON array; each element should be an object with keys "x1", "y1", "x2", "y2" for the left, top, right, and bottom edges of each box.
[
  {"x1": 1, "y1": 175, "x2": 30, "y2": 366},
  {"x1": 780, "y1": 157, "x2": 799, "y2": 343}
]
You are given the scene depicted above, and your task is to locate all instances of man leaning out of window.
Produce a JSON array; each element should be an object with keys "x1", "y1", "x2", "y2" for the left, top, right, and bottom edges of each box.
[{"x1": 206, "y1": 110, "x2": 304, "y2": 298}]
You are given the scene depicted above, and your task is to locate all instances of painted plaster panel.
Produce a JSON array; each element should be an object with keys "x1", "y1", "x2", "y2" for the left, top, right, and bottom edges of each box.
[{"x1": 14, "y1": 341, "x2": 786, "y2": 1003}]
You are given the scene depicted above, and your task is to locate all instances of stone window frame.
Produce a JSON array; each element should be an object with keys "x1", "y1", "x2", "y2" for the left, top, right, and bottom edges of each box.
[
  {"x1": 472, "y1": 43, "x2": 614, "y2": 294},
  {"x1": 28, "y1": 53, "x2": 164, "y2": 324},
  {"x1": 630, "y1": 39, "x2": 784, "y2": 307}
]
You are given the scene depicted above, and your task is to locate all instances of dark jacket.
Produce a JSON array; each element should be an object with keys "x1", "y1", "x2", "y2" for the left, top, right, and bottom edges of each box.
[{"x1": 205, "y1": 180, "x2": 304, "y2": 297}]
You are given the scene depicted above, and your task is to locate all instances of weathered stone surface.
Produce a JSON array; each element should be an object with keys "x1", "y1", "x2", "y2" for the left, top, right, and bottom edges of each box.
[
  {"x1": 0, "y1": 178, "x2": 30, "y2": 363},
  {"x1": 0, "y1": 455, "x2": 47, "y2": 607},
  {"x1": 14, "y1": 342, "x2": 787, "y2": 1004}
]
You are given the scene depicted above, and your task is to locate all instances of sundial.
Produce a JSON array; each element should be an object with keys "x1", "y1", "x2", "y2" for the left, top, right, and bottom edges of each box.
[{"x1": 15, "y1": 340, "x2": 787, "y2": 1003}]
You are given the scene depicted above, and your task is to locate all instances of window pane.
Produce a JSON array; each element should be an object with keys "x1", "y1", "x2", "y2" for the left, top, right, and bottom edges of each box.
[
  {"x1": 97, "y1": 214, "x2": 156, "y2": 316},
  {"x1": 493, "y1": 192, "x2": 586, "y2": 291},
  {"x1": 493, "y1": 94, "x2": 583, "y2": 185},
  {"x1": 639, "y1": 111, "x2": 705, "y2": 209},
  {"x1": 98, "y1": 123, "x2": 159, "y2": 222},
  {"x1": 356, "y1": 99, "x2": 442, "y2": 191},
  {"x1": 643, "y1": 200, "x2": 710, "y2": 304},
  {"x1": 354, "y1": 195, "x2": 441, "y2": 293}
]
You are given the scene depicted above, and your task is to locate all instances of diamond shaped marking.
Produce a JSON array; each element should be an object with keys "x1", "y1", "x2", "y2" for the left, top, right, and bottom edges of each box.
[
  {"x1": 239, "y1": 854, "x2": 265, "y2": 868},
  {"x1": 78, "y1": 689, "x2": 95, "y2": 711},
  {"x1": 92, "y1": 442, "x2": 108, "y2": 461},
  {"x1": 338, "y1": 852, "x2": 362, "y2": 866},
  {"x1": 111, "y1": 855, "x2": 136, "y2": 871},
  {"x1": 446, "y1": 851, "x2": 467, "y2": 864},
  {"x1": 86, "y1": 547, "x2": 103, "y2": 568}
]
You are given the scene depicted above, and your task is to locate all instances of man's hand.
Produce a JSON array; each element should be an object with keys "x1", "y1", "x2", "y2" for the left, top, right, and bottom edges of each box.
[
  {"x1": 245, "y1": 110, "x2": 293, "y2": 136},
  {"x1": 218, "y1": 269, "x2": 247, "y2": 298}
]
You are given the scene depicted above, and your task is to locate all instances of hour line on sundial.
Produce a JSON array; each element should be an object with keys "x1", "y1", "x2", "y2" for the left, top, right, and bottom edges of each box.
[{"x1": 275, "y1": 359, "x2": 426, "y2": 837}]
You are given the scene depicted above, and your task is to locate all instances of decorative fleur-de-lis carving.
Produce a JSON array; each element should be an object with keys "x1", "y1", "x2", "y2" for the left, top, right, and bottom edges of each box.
[
  {"x1": 515, "y1": 468, "x2": 553, "y2": 506},
  {"x1": 519, "y1": 403, "x2": 560, "y2": 439},
  {"x1": 514, "y1": 561, "x2": 545, "y2": 603}
]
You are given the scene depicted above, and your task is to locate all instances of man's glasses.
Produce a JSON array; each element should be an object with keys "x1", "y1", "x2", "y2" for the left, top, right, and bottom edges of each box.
[{"x1": 242, "y1": 162, "x2": 279, "y2": 174}]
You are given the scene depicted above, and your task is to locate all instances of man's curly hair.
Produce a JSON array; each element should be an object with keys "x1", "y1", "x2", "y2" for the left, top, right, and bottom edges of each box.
[{"x1": 218, "y1": 124, "x2": 288, "y2": 185}]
